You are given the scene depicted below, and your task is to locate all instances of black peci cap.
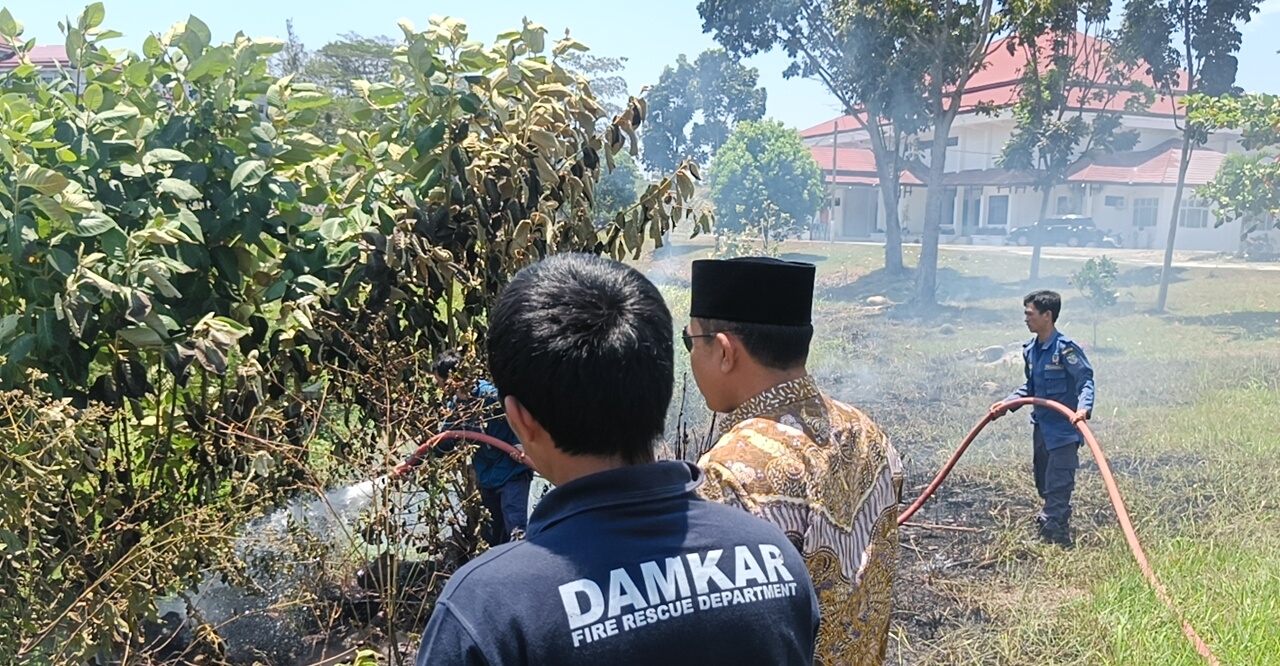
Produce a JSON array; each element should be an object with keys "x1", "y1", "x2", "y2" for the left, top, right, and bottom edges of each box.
[{"x1": 689, "y1": 257, "x2": 815, "y2": 326}]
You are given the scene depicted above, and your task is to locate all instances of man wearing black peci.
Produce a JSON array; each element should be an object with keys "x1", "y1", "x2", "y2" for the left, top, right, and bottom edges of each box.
[{"x1": 414, "y1": 253, "x2": 820, "y2": 666}]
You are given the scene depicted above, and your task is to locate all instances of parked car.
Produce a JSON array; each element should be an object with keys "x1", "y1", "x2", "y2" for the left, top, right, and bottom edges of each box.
[{"x1": 1006, "y1": 215, "x2": 1122, "y2": 248}]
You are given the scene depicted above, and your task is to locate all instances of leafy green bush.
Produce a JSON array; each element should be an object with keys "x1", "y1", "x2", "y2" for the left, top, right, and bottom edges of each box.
[
  {"x1": 0, "y1": 4, "x2": 706, "y2": 662},
  {"x1": 708, "y1": 119, "x2": 823, "y2": 236},
  {"x1": 1070, "y1": 255, "x2": 1120, "y2": 346}
]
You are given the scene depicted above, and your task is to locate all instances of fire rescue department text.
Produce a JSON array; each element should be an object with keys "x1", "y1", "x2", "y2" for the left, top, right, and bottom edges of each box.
[{"x1": 558, "y1": 543, "x2": 800, "y2": 648}]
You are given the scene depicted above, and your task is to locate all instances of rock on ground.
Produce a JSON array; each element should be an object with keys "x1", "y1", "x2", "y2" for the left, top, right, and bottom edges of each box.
[{"x1": 978, "y1": 345, "x2": 1006, "y2": 363}]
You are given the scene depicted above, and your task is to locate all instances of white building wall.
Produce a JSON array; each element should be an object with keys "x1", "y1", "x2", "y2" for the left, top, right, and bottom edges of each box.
[
  {"x1": 900, "y1": 188, "x2": 928, "y2": 236},
  {"x1": 992, "y1": 187, "x2": 1043, "y2": 229},
  {"x1": 811, "y1": 108, "x2": 1248, "y2": 252},
  {"x1": 884, "y1": 181, "x2": 1243, "y2": 253},
  {"x1": 828, "y1": 185, "x2": 882, "y2": 240},
  {"x1": 912, "y1": 111, "x2": 1243, "y2": 176},
  {"x1": 1169, "y1": 221, "x2": 1242, "y2": 253},
  {"x1": 1160, "y1": 190, "x2": 1243, "y2": 253},
  {"x1": 1083, "y1": 185, "x2": 1242, "y2": 253},
  {"x1": 954, "y1": 127, "x2": 994, "y2": 171},
  {"x1": 1082, "y1": 185, "x2": 1165, "y2": 249}
]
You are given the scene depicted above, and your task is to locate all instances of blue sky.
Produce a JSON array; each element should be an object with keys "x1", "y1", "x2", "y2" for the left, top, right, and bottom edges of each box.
[{"x1": 10, "y1": 0, "x2": 1280, "y2": 132}]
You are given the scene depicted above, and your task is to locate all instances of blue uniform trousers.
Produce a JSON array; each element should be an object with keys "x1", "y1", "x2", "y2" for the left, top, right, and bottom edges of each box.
[
  {"x1": 479, "y1": 472, "x2": 532, "y2": 545},
  {"x1": 1033, "y1": 425, "x2": 1079, "y2": 530}
]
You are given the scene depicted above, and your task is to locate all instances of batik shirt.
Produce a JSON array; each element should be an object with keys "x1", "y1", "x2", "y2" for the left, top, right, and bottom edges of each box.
[{"x1": 698, "y1": 376, "x2": 903, "y2": 666}]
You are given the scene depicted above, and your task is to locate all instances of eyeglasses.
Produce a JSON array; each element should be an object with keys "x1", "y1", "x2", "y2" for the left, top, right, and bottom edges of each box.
[{"x1": 681, "y1": 328, "x2": 722, "y2": 352}]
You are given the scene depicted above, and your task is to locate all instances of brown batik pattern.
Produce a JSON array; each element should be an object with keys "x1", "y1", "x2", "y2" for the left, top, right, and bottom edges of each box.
[{"x1": 698, "y1": 376, "x2": 904, "y2": 666}]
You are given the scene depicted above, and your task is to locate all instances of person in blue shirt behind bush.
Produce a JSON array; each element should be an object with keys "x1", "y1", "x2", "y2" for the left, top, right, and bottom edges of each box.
[{"x1": 432, "y1": 350, "x2": 532, "y2": 545}]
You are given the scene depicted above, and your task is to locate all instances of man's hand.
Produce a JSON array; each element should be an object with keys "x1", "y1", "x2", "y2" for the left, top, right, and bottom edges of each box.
[
  {"x1": 1071, "y1": 409, "x2": 1089, "y2": 424},
  {"x1": 989, "y1": 401, "x2": 1010, "y2": 420},
  {"x1": 509, "y1": 446, "x2": 527, "y2": 464}
]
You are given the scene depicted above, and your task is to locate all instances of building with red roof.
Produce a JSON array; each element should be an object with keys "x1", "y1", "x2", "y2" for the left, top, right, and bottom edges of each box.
[
  {"x1": 0, "y1": 44, "x2": 72, "y2": 83},
  {"x1": 801, "y1": 32, "x2": 1250, "y2": 252}
]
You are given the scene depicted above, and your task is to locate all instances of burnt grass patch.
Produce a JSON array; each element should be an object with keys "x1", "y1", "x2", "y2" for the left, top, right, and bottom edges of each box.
[
  {"x1": 888, "y1": 475, "x2": 1036, "y2": 662},
  {"x1": 874, "y1": 352, "x2": 1269, "y2": 664}
]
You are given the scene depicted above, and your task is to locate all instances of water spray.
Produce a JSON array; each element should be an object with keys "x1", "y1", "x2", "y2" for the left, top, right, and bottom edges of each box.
[{"x1": 900, "y1": 397, "x2": 1222, "y2": 666}]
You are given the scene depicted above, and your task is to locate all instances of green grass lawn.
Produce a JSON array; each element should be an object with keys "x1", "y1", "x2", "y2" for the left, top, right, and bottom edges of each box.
[{"x1": 642, "y1": 235, "x2": 1280, "y2": 666}]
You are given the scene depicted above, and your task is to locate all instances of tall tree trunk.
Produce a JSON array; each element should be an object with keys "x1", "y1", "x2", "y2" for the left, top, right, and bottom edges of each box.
[
  {"x1": 1155, "y1": 133, "x2": 1195, "y2": 312},
  {"x1": 865, "y1": 125, "x2": 906, "y2": 275},
  {"x1": 1030, "y1": 186, "x2": 1053, "y2": 280},
  {"x1": 881, "y1": 176, "x2": 906, "y2": 274},
  {"x1": 914, "y1": 119, "x2": 955, "y2": 305}
]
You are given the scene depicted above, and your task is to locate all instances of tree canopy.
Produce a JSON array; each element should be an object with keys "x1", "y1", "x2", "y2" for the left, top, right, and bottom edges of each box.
[
  {"x1": 698, "y1": 0, "x2": 1004, "y2": 301},
  {"x1": 697, "y1": 0, "x2": 929, "y2": 274},
  {"x1": 594, "y1": 151, "x2": 642, "y2": 224},
  {"x1": 708, "y1": 120, "x2": 824, "y2": 236},
  {"x1": 560, "y1": 51, "x2": 632, "y2": 118},
  {"x1": 640, "y1": 48, "x2": 766, "y2": 173},
  {"x1": 1187, "y1": 92, "x2": 1280, "y2": 232},
  {"x1": 1118, "y1": 0, "x2": 1262, "y2": 311}
]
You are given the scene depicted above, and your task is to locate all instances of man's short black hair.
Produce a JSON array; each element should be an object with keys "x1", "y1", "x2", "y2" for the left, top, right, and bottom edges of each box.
[
  {"x1": 1025, "y1": 290, "x2": 1062, "y2": 322},
  {"x1": 487, "y1": 253, "x2": 673, "y2": 464},
  {"x1": 431, "y1": 350, "x2": 462, "y2": 378},
  {"x1": 697, "y1": 319, "x2": 813, "y2": 371}
]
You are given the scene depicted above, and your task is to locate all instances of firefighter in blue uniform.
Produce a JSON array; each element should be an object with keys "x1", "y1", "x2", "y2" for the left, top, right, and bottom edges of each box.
[
  {"x1": 991, "y1": 290, "x2": 1095, "y2": 547},
  {"x1": 432, "y1": 351, "x2": 531, "y2": 546}
]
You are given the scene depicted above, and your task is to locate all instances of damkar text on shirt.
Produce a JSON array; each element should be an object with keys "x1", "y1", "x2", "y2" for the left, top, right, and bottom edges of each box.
[{"x1": 557, "y1": 543, "x2": 800, "y2": 648}]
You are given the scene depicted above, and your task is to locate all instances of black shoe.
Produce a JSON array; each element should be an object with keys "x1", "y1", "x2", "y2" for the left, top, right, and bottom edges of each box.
[{"x1": 1038, "y1": 522, "x2": 1073, "y2": 548}]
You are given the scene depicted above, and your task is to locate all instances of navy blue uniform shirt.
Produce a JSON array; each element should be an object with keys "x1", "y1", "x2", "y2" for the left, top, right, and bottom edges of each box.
[
  {"x1": 1006, "y1": 330, "x2": 1095, "y2": 449},
  {"x1": 414, "y1": 461, "x2": 820, "y2": 666},
  {"x1": 435, "y1": 380, "x2": 528, "y2": 489}
]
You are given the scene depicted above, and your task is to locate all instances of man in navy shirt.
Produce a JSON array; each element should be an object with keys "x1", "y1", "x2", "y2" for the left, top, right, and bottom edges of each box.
[
  {"x1": 431, "y1": 351, "x2": 532, "y2": 545},
  {"x1": 991, "y1": 290, "x2": 1095, "y2": 547},
  {"x1": 414, "y1": 253, "x2": 819, "y2": 666}
]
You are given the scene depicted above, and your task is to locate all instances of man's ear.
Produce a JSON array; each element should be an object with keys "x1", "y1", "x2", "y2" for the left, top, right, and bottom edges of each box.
[
  {"x1": 503, "y1": 395, "x2": 544, "y2": 446},
  {"x1": 714, "y1": 332, "x2": 739, "y2": 374}
]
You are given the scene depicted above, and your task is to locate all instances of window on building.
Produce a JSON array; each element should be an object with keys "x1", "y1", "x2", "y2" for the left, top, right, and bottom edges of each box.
[
  {"x1": 987, "y1": 195, "x2": 1009, "y2": 227},
  {"x1": 1178, "y1": 197, "x2": 1212, "y2": 229},
  {"x1": 1133, "y1": 198, "x2": 1159, "y2": 229}
]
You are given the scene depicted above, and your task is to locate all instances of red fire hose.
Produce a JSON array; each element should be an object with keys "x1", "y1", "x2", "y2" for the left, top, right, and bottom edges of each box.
[
  {"x1": 899, "y1": 397, "x2": 1221, "y2": 666},
  {"x1": 390, "y1": 430, "x2": 537, "y2": 479}
]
